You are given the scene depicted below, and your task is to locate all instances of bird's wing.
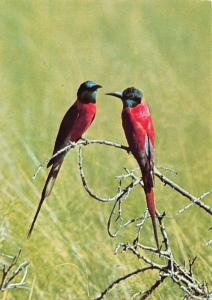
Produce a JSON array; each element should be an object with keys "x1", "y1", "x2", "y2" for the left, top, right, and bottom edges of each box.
[
  {"x1": 144, "y1": 132, "x2": 155, "y2": 186},
  {"x1": 138, "y1": 110, "x2": 155, "y2": 186},
  {"x1": 47, "y1": 101, "x2": 79, "y2": 167},
  {"x1": 145, "y1": 115, "x2": 155, "y2": 165}
]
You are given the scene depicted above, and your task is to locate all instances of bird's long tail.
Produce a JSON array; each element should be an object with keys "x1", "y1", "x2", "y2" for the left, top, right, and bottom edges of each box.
[
  {"x1": 27, "y1": 160, "x2": 63, "y2": 238},
  {"x1": 145, "y1": 188, "x2": 159, "y2": 251}
]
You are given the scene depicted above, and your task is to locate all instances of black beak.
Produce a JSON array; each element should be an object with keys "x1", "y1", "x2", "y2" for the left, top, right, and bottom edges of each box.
[
  {"x1": 94, "y1": 84, "x2": 102, "y2": 90},
  {"x1": 105, "y1": 92, "x2": 122, "y2": 99}
]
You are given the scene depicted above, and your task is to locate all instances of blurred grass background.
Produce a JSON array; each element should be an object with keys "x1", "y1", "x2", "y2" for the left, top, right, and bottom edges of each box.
[{"x1": 0, "y1": 0, "x2": 211, "y2": 299}]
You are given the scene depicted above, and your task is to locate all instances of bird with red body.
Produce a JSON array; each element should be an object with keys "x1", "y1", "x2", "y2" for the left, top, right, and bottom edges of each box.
[
  {"x1": 106, "y1": 87, "x2": 159, "y2": 250},
  {"x1": 28, "y1": 80, "x2": 102, "y2": 237}
]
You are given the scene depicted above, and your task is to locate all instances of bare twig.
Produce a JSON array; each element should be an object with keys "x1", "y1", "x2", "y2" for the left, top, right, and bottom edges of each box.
[
  {"x1": 33, "y1": 138, "x2": 211, "y2": 214},
  {"x1": 32, "y1": 138, "x2": 129, "y2": 180},
  {"x1": 136, "y1": 275, "x2": 167, "y2": 299},
  {"x1": 105, "y1": 213, "x2": 211, "y2": 299},
  {"x1": 78, "y1": 146, "x2": 141, "y2": 203},
  {"x1": 176, "y1": 189, "x2": 212, "y2": 215},
  {"x1": 94, "y1": 266, "x2": 158, "y2": 300},
  {"x1": 133, "y1": 209, "x2": 149, "y2": 245},
  {"x1": 31, "y1": 137, "x2": 211, "y2": 299},
  {"x1": 154, "y1": 168, "x2": 212, "y2": 215},
  {"x1": 0, "y1": 250, "x2": 29, "y2": 291}
]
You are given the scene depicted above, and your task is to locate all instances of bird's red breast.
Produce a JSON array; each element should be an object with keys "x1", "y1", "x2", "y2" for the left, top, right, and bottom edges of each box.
[
  {"x1": 122, "y1": 99, "x2": 155, "y2": 164},
  {"x1": 69, "y1": 100, "x2": 96, "y2": 141}
]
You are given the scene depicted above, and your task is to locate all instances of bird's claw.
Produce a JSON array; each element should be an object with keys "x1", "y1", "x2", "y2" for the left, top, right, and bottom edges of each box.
[
  {"x1": 133, "y1": 237, "x2": 139, "y2": 247},
  {"x1": 126, "y1": 148, "x2": 131, "y2": 154}
]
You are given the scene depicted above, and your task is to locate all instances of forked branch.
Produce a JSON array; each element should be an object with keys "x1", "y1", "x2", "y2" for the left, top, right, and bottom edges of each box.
[
  {"x1": 0, "y1": 250, "x2": 29, "y2": 291},
  {"x1": 95, "y1": 213, "x2": 211, "y2": 299},
  {"x1": 32, "y1": 137, "x2": 211, "y2": 299},
  {"x1": 33, "y1": 138, "x2": 211, "y2": 215}
]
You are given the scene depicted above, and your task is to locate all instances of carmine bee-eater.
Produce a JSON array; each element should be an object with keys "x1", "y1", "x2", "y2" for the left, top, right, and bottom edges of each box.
[
  {"x1": 106, "y1": 87, "x2": 159, "y2": 249},
  {"x1": 28, "y1": 80, "x2": 102, "y2": 237}
]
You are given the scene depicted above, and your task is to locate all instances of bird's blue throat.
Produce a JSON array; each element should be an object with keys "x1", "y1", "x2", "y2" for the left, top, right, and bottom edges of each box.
[
  {"x1": 79, "y1": 90, "x2": 97, "y2": 103},
  {"x1": 123, "y1": 98, "x2": 141, "y2": 108}
]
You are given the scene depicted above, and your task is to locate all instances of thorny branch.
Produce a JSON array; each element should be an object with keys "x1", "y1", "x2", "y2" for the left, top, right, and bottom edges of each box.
[
  {"x1": 34, "y1": 138, "x2": 212, "y2": 215},
  {"x1": 0, "y1": 249, "x2": 29, "y2": 291},
  {"x1": 78, "y1": 146, "x2": 141, "y2": 204},
  {"x1": 154, "y1": 168, "x2": 212, "y2": 215},
  {"x1": 95, "y1": 213, "x2": 211, "y2": 300},
  {"x1": 33, "y1": 138, "x2": 211, "y2": 299},
  {"x1": 95, "y1": 265, "x2": 160, "y2": 300}
]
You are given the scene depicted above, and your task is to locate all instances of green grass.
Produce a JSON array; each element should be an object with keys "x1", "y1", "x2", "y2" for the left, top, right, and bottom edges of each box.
[{"x1": 0, "y1": 0, "x2": 211, "y2": 299}]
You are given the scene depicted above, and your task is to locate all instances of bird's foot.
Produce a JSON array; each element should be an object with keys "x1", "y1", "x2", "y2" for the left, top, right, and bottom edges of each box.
[
  {"x1": 126, "y1": 147, "x2": 131, "y2": 154},
  {"x1": 80, "y1": 137, "x2": 87, "y2": 142},
  {"x1": 133, "y1": 237, "x2": 139, "y2": 248}
]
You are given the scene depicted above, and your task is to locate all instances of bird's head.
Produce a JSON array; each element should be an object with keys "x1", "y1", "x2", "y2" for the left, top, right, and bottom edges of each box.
[
  {"x1": 106, "y1": 87, "x2": 143, "y2": 108},
  {"x1": 77, "y1": 81, "x2": 102, "y2": 103}
]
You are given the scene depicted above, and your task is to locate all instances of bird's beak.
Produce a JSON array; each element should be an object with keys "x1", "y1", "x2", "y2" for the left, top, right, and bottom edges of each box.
[
  {"x1": 94, "y1": 84, "x2": 102, "y2": 89},
  {"x1": 105, "y1": 92, "x2": 122, "y2": 99}
]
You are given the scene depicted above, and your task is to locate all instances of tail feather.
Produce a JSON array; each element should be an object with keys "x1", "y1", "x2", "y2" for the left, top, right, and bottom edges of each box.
[
  {"x1": 145, "y1": 189, "x2": 160, "y2": 250},
  {"x1": 150, "y1": 210, "x2": 159, "y2": 251},
  {"x1": 27, "y1": 160, "x2": 63, "y2": 238}
]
